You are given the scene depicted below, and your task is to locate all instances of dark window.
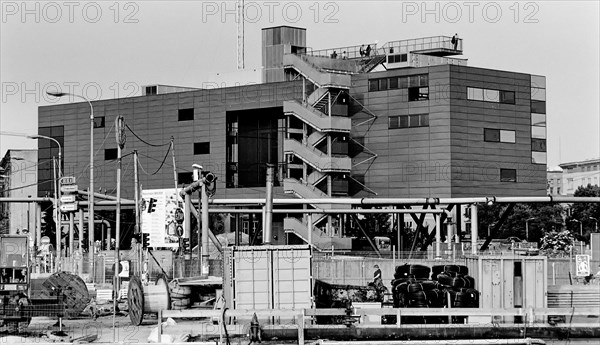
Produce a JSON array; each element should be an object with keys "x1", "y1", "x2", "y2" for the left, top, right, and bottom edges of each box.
[
  {"x1": 145, "y1": 86, "x2": 157, "y2": 95},
  {"x1": 379, "y1": 78, "x2": 388, "y2": 91},
  {"x1": 500, "y1": 90, "x2": 515, "y2": 104},
  {"x1": 194, "y1": 142, "x2": 210, "y2": 155},
  {"x1": 368, "y1": 79, "x2": 379, "y2": 92},
  {"x1": 484, "y1": 128, "x2": 501, "y2": 142},
  {"x1": 178, "y1": 172, "x2": 193, "y2": 185},
  {"x1": 387, "y1": 54, "x2": 407, "y2": 63},
  {"x1": 408, "y1": 86, "x2": 429, "y2": 101},
  {"x1": 388, "y1": 77, "x2": 398, "y2": 89},
  {"x1": 389, "y1": 114, "x2": 428, "y2": 129},
  {"x1": 531, "y1": 100, "x2": 546, "y2": 114},
  {"x1": 105, "y1": 148, "x2": 118, "y2": 160},
  {"x1": 94, "y1": 116, "x2": 105, "y2": 128},
  {"x1": 399, "y1": 115, "x2": 409, "y2": 128},
  {"x1": 500, "y1": 169, "x2": 517, "y2": 182},
  {"x1": 531, "y1": 138, "x2": 547, "y2": 152},
  {"x1": 398, "y1": 77, "x2": 408, "y2": 88},
  {"x1": 178, "y1": 108, "x2": 194, "y2": 121}
]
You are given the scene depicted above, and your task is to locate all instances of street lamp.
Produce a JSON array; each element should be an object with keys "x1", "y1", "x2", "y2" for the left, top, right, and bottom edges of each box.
[
  {"x1": 526, "y1": 217, "x2": 536, "y2": 242},
  {"x1": 28, "y1": 134, "x2": 62, "y2": 264},
  {"x1": 571, "y1": 219, "x2": 583, "y2": 253},
  {"x1": 46, "y1": 91, "x2": 95, "y2": 273},
  {"x1": 590, "y1": 217, "x2": 598, "y2": 233}
]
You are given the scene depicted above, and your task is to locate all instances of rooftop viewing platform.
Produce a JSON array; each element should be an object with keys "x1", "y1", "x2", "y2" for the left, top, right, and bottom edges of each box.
[{"x1": 288, "y1": 35, "x2": 466, "y2": 73}]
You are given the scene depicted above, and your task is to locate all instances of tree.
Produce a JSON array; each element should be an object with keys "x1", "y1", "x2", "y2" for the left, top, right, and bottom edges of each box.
[
  {"x1": 477, "y1": 203, "x2": 564, "y2": 243},
  {"x1": 567, "y1": 185, "x2": 600, "y2": 242},
  {"x1": 540, "y1": 230, "x2": 574, "y2": 257}
]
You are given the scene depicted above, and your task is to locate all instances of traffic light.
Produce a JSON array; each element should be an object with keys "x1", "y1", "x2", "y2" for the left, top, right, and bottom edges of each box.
[
  {"x1": 182, "y1": 238, "x2": 190, "y2": 252},
  {"x1": 147, "y1": 198, "x2": 157, "y2": 213},
  {"x1": 142, "y1": 233, "x2": 150, "y2": 248}
]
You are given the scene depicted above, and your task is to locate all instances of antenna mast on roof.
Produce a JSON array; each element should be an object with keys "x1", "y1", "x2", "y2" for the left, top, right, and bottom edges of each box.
[{"x1": 237, "y1": 0, "x2": 245, "y2": 70}]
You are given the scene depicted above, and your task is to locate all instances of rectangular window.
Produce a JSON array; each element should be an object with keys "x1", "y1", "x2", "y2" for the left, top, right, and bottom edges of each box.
[
  {"x1": 500, "y1": 130, "x2": 516, "y2": 143},
  {"x1": 194, "y1": 142, "x2": 210, "y2": 155},
  {"x1": 531, "y1": 126, "x2": 546, "y2": 139},
  {"x1": 105, "y1": 148, "x2": 118, "y2": 160},
  {"x1": 467, "y1": 87, "x2": 484, "y2": 101},
  {"x1": 389, "y1": 114, "x2": 428, "y2": 129},
  {"x1": 398, "y1": 76, "x2": 408, "y2": 89},
  {"x1": 178, "y1": 108, "x2": 194, "y2": 121},
  {"x1": 532, "y1": 152, "x2": 547, "y2": 165},
  {"x1": 408, "y1": 75, "x2": 420, "y2": 87},
  {"x1": 93, "y1": 116, "x2": 105, "y2": 128},
  {"x1": 408, "y1": 86, "x2": 428, "y2": 101},
  {"x1": 368, "y1": 79, "x2": 379, "y2": 92},
  {"x1": 178, "y1": 172, "x2": 193, "y2": 185},
  {"x1": 531, "y1": 113, "x2": 546, "y2": 127},
  {"x1": 500, "y1": 90, "x2": 515, "y2": 104},
  {"x1": 145, "y1": 86, "x2": 157, "y2": 95},
  {"x1": 484, "y1": 89, "x2": 500, "y2": 102},
  {"x1": 500, "y1": 168, "x2": 517, "y2": 182},
  {"x1": 484, "y1": 128, "x2": 500, "y2": 142},
  {"x1": 531, "y1": 100, "x2": 546, "y2": 114},
  {"x1": 379, "y1": 78, "x2": 388, "y2": 91},
  {"x1": 388, "y1": 77, "x2": 398, "y2": 89},
  {"x1": 531, "y1": 87, "x2": 546, "y2": 101},
  {"x1": 531, "y1": 138, "x2": 547, "y2": 152}
]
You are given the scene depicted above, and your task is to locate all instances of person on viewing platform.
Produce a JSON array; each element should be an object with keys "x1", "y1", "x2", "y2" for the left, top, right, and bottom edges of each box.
[
  {"x1": 365, "y1": 44, "x2": 372, "y2": 57},
  {"x1": 331, "y1": 50, "x2": 338, "y2": 59},
  {"x1": 359, "y1": 44, "x2": 365, "y2": 57},
  {"x1": 342, "y1": 51, "x2": 347, "y2": 59},
  {"x1": 452, "y1": 33, "x2": 459, "y2": 50}
]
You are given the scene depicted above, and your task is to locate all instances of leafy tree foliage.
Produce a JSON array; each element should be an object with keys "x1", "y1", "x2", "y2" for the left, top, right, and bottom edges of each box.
[
  {"x1": 540, "y1": 230, "x2": 574, "y2": 257},
  {"x1": 567, "y1": 185, "x2": 600, "y2": 242},
  {"x1": 477, "y1": 203, "x2": 564, "y2": 243}
]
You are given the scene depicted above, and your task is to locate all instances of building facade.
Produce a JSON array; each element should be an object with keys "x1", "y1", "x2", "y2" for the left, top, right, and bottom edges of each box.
[
  {"x1": 0, "y1": 149, "x2": 38, "y2": 234},
  {"x1": 548, "y1": 158, "x2": 600, "y2": 196},
  {"x1": 37, "y1": 27, "x2": 547, "y2": 248}
]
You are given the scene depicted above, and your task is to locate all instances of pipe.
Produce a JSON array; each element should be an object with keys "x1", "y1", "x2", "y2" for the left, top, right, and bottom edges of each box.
[
  {"x1": 184, "y1": 193, "x2": 192, "y2": 259},
  {"x1": 199, "y1": 196, "x2": 600, "y2": 205},
  {"x1": 435, "y1": 214, "x2": 441, "y2": 259},
  {"x1": 200, "y1": 182, "x2": 209, "y2": 277},
  {"x1": 264, "y1": 164, "x2": 274, "y2": 245},
  {"x1": 77, "y1": 190, "x2": 134, "y2": 203},
  {"x1": 471, "y1": 204, "x2": 478, "y2": 255},
  {"x1": 201, "y1": 208, "x2": 448, "y2": 214},
  {"x1": 78, "y1": 208, "x2": 84, "y2": 277},
  {"x1": 73, "y1": 196, "x2": 600, "y2": 207},
  {"x1": 189, "y1": 206, "x2": 223, "y2": 253},
  {"x1": 133, "y1": 151, "x2": 140, "y2": 235}
]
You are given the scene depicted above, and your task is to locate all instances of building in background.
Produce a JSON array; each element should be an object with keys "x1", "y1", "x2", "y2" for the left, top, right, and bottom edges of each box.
[
  {"x1": 36, "y1": 26, "x2": 548, "y2": 249},
  {"x1": 0, "y1": 149, "x2": 38, "y2": 234},
  {"x1": 548, "y1": 158, "x2": 600, "y2": 196}
]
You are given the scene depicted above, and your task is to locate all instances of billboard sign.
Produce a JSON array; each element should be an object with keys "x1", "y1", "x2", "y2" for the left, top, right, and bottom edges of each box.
[
  {"x1": 575, "y1": 255, "x2": 590, "y2": 277},
  {"x1": 141, "y1": 188, "x2": 184, "y2": 248}
]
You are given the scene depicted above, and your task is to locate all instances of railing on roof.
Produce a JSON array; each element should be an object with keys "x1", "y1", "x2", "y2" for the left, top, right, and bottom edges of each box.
[
  {"x1": 303, "y1": 43, "x2": 380, "y2": 60},
  {"x1": 383, "y1": 35, "x2": 463, "y2": 54}
]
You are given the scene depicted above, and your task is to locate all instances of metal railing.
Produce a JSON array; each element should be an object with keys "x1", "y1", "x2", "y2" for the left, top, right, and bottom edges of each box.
[
  {"x1": 304, "y1": 43, "x2": 380, "y2": 60},
  {"x1": 383, "y1": 36, "x2": 463, "y2": 54}
]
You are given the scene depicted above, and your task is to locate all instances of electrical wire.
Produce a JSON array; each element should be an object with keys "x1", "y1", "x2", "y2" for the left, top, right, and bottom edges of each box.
[
  {"x1": 124, "y1": 122, "x2": 171, "y2": 147},
  {"x1": 137, "y1": 143, "x2": 172, "y2": 176}
]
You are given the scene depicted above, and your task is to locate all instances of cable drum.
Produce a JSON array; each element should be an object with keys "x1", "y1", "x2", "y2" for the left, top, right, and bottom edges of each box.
[
  {"x1": 395, "y1": 264, "x2": 431, "y2": 279},
  {"x1": 437, "y1": 273, "x2": 473, "y2": 289}
]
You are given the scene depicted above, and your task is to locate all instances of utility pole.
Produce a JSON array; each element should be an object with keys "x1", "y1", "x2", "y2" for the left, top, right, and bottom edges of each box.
[
  {"x1": 264, "y1": 164, "x2": 274, "y2": 245},
  {"x1": 113, "y1": 115, "x2": 125, "y2": 340}
]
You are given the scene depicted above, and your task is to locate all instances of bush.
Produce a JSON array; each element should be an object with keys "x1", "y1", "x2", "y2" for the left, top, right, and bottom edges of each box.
[{"x1": 540, "y1": 230, "x2": 574, "y2": 257}]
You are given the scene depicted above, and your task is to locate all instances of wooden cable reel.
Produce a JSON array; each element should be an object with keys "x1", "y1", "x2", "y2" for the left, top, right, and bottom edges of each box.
[
  {"x1": 128, "y1": 275, "x2": 171, "y2": 326},
  {"x1": 38, "y1": 271, "x2": 89, "y2": 318}
]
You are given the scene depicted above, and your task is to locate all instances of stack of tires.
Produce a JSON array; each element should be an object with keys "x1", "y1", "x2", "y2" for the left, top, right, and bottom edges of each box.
[
  {"x1": 169, "y1": 280, "x2": 192, "y2": 310},
  {"x1": 391, "y1": 264, "x2": 444, "y2": 323},
  {"x1": 432, "y1": 265, "x2": 479, "y2": 324}
]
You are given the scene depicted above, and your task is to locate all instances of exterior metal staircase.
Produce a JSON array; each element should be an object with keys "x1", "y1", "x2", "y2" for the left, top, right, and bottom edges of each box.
[{"x1": 283, "y1": 52, "x2": 354, "y2": 249}]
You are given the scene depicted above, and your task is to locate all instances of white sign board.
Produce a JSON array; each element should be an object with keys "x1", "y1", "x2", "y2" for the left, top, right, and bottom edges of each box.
[
  {"x1": 60, "y1": 202, "x2": 78, "y2": 212},
  {"x1": 60, "y1": 195, "x2": 76, "y2": 203},
  {"x1": 60, "y1": 184, "x2": 78, "y2": 193},
  {"x1": 141, "y1": 188, "x2": 183, "y2": 248},
  {"x1": 575, "y1": 254, "x2": 590, "y2": 277}
]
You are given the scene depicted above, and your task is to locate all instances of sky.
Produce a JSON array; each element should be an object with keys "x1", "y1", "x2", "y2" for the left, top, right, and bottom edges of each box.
[{"x1": 1, "y1": 0, "x2": 599, "y2": 168}]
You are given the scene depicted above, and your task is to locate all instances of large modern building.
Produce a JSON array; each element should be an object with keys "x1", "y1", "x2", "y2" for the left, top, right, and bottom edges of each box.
[
  {"x1": 0, "y1": 149, "x2": 38, "y2": 234},
  {"x1": 548, "y1": 158, "x2": 600, "y2": 196},
  {"x1": 37, "y1": 26, "x2": 547, "y2": 249}
]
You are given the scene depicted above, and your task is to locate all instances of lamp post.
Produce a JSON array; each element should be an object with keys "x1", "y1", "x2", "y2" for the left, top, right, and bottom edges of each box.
[
  {"x1": 590, "y1": 217, "x2": 598, "y2": 233},
  {"x1": 572, "y1": 219, "x2": 583, "y2": 253},
  {"x1": 46, "y1": 91, "x2": 95, "y2": 274},
  {"x1": 28, "y1": 134, "x2": 62, "y2": 266},
  {"x1": 525, "y1": 217, "x2": 536, "y2": 242}
]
